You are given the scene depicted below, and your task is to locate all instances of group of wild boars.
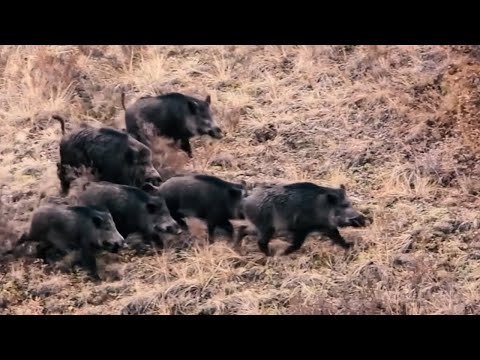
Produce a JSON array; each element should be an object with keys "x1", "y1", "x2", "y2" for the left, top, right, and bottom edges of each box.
[
  {"x1": 235, "y1": 182, "x2": 369, "y2": 256},
  {"x1": 122, "y1": 92, "x2": 222, "y2": 157},
  {"x1": 140, "y1": 175, "x2": 369, "y2": 256},
  {"x1": 4, "y1": 87, "x2": 371, "y2": 283},
  {"x1": 145, "y1": 174, "x2": 247, "y2": 243},
  {"x1": 53, "y1": 115, "x2": 162, "y2": 195},
  {"x1": 15, "y1": 205, "x2": 125, "y2": 280},
  {"x1": 54, "y1": 90, "x2": 224, "y2": 195},
  {"x1": 8, "y1": 179, "x2": 184, "y2": 280},
  {"x1": 6, "y1": 90, "x2": 227, "y2": 281}
]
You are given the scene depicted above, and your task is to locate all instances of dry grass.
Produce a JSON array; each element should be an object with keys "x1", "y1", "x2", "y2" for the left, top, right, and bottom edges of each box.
[{"x1": 1, "y1": 45, "x2": 480, "y2": 314}]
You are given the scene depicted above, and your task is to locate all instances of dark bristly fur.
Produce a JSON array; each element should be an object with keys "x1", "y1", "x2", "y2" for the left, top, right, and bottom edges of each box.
[
  {"x1": 149, "y1": 174, "x2": 247, "y2": 243},
  {"x1": 54, "y1": 115, "x2": 161, "y2": 195},
  {"x1": 77, "y1": 181, "x2": 181, "y2": 247},
  {"x1": 16, "y1": 205, "x2": 124, "y2": 280},
  {"x1": 123, "y1": 91, "x2": 223, "y2": 157},
  {"x1": 234, "y1": 182, "x2": 368, "y2": 256}
]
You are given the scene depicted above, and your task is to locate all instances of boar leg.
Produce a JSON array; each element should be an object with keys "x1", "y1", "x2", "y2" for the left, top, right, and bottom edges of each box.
[
  {"x1": 36, "y1": 242, "x2": 53, "y2": 261},
  {"x1": 79, "y1": 238, "x2": 100, "y2": 281},
  {"x1": 44, "y1": 229, "x2": 71, "y2": 260},
  {"x1": 57, "y1": 163, "x2": 71, "y2": 196},
  {"x1": 216, "y1": 220, "x2": 235, "y2": 240},
  {"x1": 233, "y1": 224, "x2": 250, "y2": 250},
  {"x1": 206, "y1": 223, "x2": 216, "y2": 244},
  {"x1": 323, "y1": 228, "x2": 352, "y2": 249},
  {"x1": 257, "y1": 227, "x2": 274, "y2": 256},
  {"x1": 146, "y1": 232, "x2": 165, "y2": 249},
  {"x1": 283, "y1": 230, "x2": 308, "y2": 255},
  {"x1": 179, "y1": 138, "x2": 193, "y2": 158}
]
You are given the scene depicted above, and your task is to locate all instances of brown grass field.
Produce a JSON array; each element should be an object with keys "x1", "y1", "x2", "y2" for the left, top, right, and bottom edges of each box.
[{"x1": 1, "y1": 45, "x2": 480, "y2": 314}]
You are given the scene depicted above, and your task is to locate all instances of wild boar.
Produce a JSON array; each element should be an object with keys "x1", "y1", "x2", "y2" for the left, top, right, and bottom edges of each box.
[
  {"x1": 122, "y1": 92, "x2": 222, "y2": 157},
  {"x1": 17, "y1": 204, "x2": 125, "y2": 280},
  {"x1": 77, "y1": 181, "x2": 181, "y2": 247},
  {"x1": 234, "y1": 182, "x2": 368, "y2": 256},
  {"x1": 149, "y1": 174, "x2": 246, "y2": 243},
  {"x1": 53, "y1": 115, "x2": 161, "y2": 195}
]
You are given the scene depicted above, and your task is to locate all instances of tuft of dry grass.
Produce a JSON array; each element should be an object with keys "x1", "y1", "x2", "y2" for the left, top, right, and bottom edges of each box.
[{"x1": 2, "y1": 45, "x2": 480, "y2": 314}]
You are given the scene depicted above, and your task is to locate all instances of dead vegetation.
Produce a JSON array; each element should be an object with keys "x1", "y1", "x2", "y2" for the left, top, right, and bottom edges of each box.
[{"x1": 1, "y1": 45, "x2": 480, "y2": 314}]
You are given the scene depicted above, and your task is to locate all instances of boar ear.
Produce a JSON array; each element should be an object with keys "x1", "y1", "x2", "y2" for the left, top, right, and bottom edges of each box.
[
  {"x1": 146, "y1": 202, "x2": 157, "y2": 214},
  {"x1": 91, "y1": 215, "x2": 104, "y2": 228},
  {"x1": 340, "y1": 184, "x2": 346, "y2": 191},
  {"x1": 141, "y1": 183, "x2": 156, "y2": 193},
  {"x1": 205, "y1": 95, "x2": 211, "y2": 105}
]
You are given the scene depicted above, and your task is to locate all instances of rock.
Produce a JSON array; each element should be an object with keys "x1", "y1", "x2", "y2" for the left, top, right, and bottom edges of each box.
[
  {"x1": 238, "y1": 268, "x2": 265, "y2": 282},
  {"x1": 433, "y1": 221, "x2": 455, "y2": 234},
  {"x1": 22, "y1": 166, "x2": 42, "y2": 176},
  {"x1": 457, "y1": 222, "x2": 474, "y2": 232},
  {"x1": 253, "y1": 124, "x2": 277, "y2": 143},
  {"x1": 29, "y1": 281, "x2": 65, "y2": 298},
  {"x1": 197, "y1": 305, "x2": 216, "y2": 315},
  {"x1": 400, "y1": 238, "x2": 415, "y2": 253},
  {"x1": 436, "y1": 270, "x2": 450, "y2": 280},
  {"x1": 441, "y1": 197, "x2": 457, "y2": 206},
  {"x1": 393, "y1": 254, "x2": 417, "y2": 267},
  {"x1": 43, "y1": 300, "x2": 68, "y2": 314},
  {"x1": 425, "y1": 242, "x2": 439, "y2": 252},
  {"x1": 87, "y1": 291, "x2": 109, "y2": 306},
  {"x1": 0, "y1": 294, "x2": 11, "y2": 309},
  {"x1": 209, "y1": 153, "x2": 235, "y2": 168}
]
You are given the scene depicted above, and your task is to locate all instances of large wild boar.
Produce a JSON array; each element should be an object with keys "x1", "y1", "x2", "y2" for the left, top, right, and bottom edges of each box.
[
  {"x1": 53, "y1": 115, "x2": 162, "y2": 196},
  {"x1": 77, "y1": 181, "x2": 181, "y2": 247},
  {"x1": 148, "y1": 174, "x2": 246, "y2": 243},
  {"x1": 122, "y1": 92, "x2": 223, "y2": 157},
  {"x1": 234, "y1": 182, "x2": 369, "y2": 256},
  {"x1": 16, "y1": 205, "x2": 125, "y2": 280}
]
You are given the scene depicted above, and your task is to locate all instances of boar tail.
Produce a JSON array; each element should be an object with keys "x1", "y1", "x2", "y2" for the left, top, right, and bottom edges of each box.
[
  {"x1": 51, "y1": 114, "x2": 66, "y2": 135},
  {"x1": 121, "y1": 91, "x2": 127, "y2": 111}
]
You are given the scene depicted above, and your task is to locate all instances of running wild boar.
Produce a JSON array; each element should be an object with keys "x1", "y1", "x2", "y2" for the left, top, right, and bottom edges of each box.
[
  {"x1": 77, "y1": 181, "x2": 181, "y2": 247},
  {"x1": 234, "y1": 182, "x2": 369, "y2": 256},
  {"x1": 53, "y1": 115, "x2": 161, "y2": 195},
  {"x1": 17, "y1": 205, "x2": 125, "y2": 280},
  {"x1": 122, "y1": 92, "x2": 222, "y2": 157},
  {"x1": 148, "y1": 174, "x2": 246, "y2": 243}
]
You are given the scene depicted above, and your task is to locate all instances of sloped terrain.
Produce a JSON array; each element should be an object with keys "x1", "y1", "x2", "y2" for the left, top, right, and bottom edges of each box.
[{"x1": 1, "y1": 45, "x2": 480, "y2": 314}]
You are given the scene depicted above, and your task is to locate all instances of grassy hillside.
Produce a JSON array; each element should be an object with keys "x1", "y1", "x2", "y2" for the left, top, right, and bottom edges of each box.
[{"x1": 1, "y1": 45, "x2": 480, "y2": 314}]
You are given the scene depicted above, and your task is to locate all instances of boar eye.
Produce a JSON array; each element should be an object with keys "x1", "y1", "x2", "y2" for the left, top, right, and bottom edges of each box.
[
  {"x1": 187, "y1": 100, "x2": 198, "y2": 114},
  {"x1": 146, "y1": 203, "x2": 157, "y2": 214},
  {"x1": 92, "y1": 215, "x2": 104, "y2": 228},
  {"x1": 326, "y1": 193, "x2": 338, "y2": 204}
]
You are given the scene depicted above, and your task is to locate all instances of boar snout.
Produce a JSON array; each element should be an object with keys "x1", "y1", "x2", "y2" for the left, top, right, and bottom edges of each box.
[
  {"x1": 155, "y1": 221, "x2": 182, "y2": 235},
  {"x1": 145, "y1": 175, "x2": 162, "y2": 186},
  {"x1": 208, "y1": 127, "x2": 223, "y2": 139},
  {"x1": 349, "y1": 214, "x2": 368, "y2": 227}
]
